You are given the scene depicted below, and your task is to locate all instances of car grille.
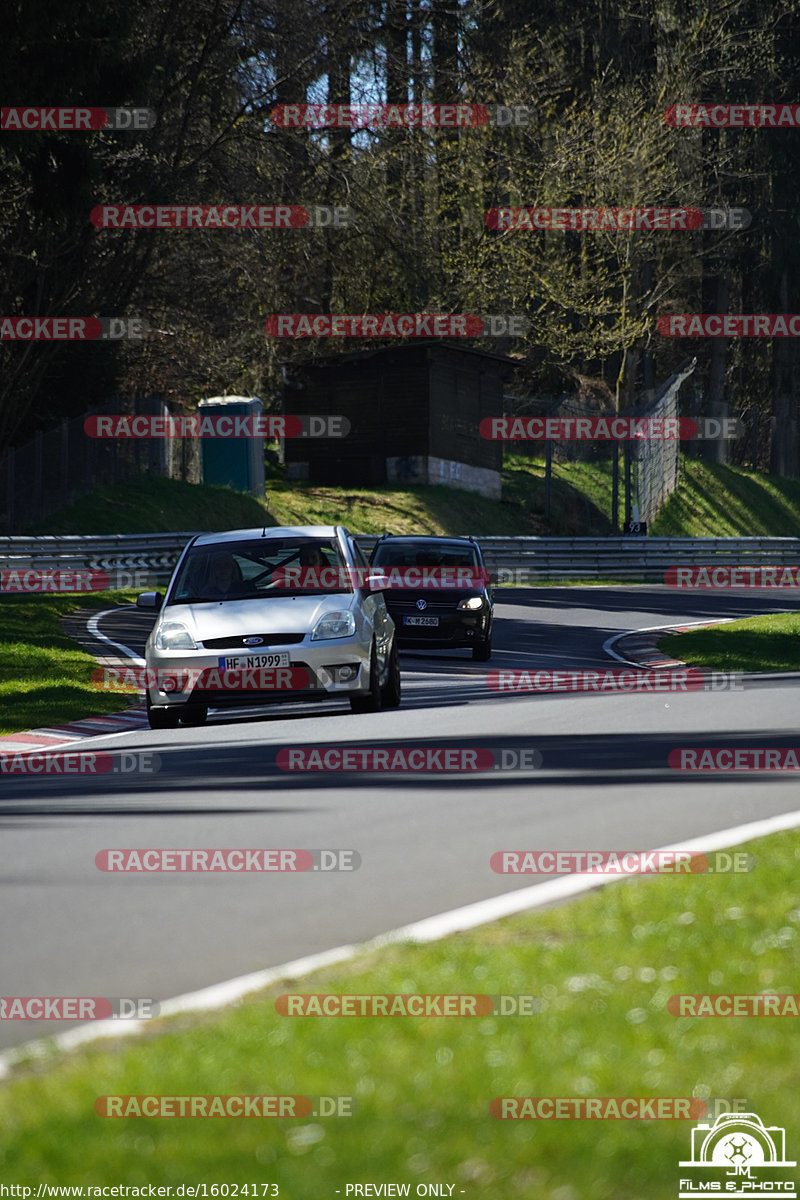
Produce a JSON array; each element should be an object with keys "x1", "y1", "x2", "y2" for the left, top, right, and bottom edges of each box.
[
  {"x1": 385, "y1": 597, "x2": 464, "y2": 614},
  {"x1": 200, "y1": 633, "x2": 305, "y2": 649}
]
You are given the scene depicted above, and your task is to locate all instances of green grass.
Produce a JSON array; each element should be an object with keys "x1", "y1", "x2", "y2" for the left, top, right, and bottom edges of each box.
[
  {"x1": 23, "y1": 455, "x2": 800, "y2": 541},
  {"x1": 501, "y1": 454, "x2": 615, "y2": 535},
  {"x1": 1, "y1": 826, "x2": 799, "y2": 1197},
  {"x1": 23, "y1": 476, "x2": 276, "y2": 535},
  {"x1": 265, "y1": 480, "x2": 533, "y2": 535},
  {"x1": 0, "y1": 593, "x2": 140, "y2": 734},
  {"x1": 652, "y1": 458, "x2": 800, "y2": 536},
  {"x1": 20, "y1": 458, "x2": 616, "y2": 540},
  {"x1": 506, "y1": 454, "x2": 800, "y2": 539},
  {"x1": 660, "y1": 610, "x2": 800, "y2": 673}
]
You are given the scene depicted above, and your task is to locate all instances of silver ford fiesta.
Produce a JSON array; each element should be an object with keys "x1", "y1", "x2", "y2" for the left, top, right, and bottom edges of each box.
[{"x1": 136, "y1": 525, "x2": 401, "y2": 729}]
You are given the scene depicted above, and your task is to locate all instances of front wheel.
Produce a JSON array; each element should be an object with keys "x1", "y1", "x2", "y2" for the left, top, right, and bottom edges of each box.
[
  {"x1": 147, "y1": 704, "x2": 180, "y2": 730},
  {"x1": 179, "y1": 704, "x2": 208, "y2": 726},
  {"x1": 350, "y1": 643, "x2": 382, "y2": 714},
  {"x1": 472, "y1": 631, "x2": 492, "y2": 662},
  {"x1": 380, "y1": 640, "x2": 401, "y2": 708}
]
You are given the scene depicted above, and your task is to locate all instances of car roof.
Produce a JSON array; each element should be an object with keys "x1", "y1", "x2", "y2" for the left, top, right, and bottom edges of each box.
[
  {"x1": 374, "y1": 535, "x2": 475, "y2": 546},
  {"x1": 190, "y1": 526, "x2": 344, "y2": 547}
]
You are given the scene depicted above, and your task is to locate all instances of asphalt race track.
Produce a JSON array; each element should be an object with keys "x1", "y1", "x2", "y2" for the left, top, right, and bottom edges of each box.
[{"x1": 1, "y1": 585, "x2": 798, "y2": 1051}]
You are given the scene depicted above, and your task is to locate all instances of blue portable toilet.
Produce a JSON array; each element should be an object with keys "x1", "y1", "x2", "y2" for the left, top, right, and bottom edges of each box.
[{"x1": 198, "y1": 396, "x2": 266, "y2": 498}]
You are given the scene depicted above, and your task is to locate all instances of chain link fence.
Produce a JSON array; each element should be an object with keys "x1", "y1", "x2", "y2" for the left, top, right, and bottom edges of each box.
[
  {"x1": 631, "y1": 357, "x2": 697, "y2": 527},
  {"x1": 504, "y1": 357, "x2": 704, "y2": 532},
  {"x1": 0, "y1": 396, "x2": 201, "y2": 533}
]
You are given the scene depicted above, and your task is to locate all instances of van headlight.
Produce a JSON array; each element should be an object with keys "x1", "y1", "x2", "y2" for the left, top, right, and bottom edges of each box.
[
  {"x1": 155, "y1": 622, "x2": 197, "y2": 650},
  {"x1": 458, "y1": 596, "x2": 485, "y2": 611},
  {"x1": 311, "y1": 610, "x2": 356, "y2": 640}
]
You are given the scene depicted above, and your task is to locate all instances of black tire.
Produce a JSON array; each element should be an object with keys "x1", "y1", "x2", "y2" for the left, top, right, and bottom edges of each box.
[
  {"x1": 179, "y1": 704, "x2": 208, "y2": 726},
  {"x1": 147, "y1": 705, "x2": 180, "y2": 730},
  {"x1": 380, "y1": 640, "x2": 401, "y2": 708},
  {"x1": 350, "y1": 642, "x2": 382, "y2": 714},
  {"x1": 472, "y1": 632, "x2": 493, "y2": 662}
]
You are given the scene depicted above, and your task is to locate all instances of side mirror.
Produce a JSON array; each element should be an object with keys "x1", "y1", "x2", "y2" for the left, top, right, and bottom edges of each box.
[
  {"x1": 365, "y1": 570, "x2": 389, "y2": 592},
  {"x1": 136, "y1": 591, "x2": 163, "y2": 610}
]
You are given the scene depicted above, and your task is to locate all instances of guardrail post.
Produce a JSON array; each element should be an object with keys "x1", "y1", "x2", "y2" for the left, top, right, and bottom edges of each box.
[
  {"x1": 60, "y1": 419, "x2": 69, "y2": 505},
  {"x1": 624, "y1": 442, "x2": 632, "y2": 529},
  {"x1": 5, "y1": 450, "x2": 14, "y2": 534},
  {"x1": 33, "y1": 432, "x2": 43, "y2": 523},
  {"x1": 544, "y1": 439, "x2": 552, "y2": 521}
]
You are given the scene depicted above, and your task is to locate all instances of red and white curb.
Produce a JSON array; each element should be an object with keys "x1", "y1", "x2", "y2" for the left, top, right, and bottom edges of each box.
[
  {"x1": 603, "y1": 618, "x2": 738, "y2": 669},
  {"x1": 0, "y1": 711, "x2": 148, "y2": 755}
]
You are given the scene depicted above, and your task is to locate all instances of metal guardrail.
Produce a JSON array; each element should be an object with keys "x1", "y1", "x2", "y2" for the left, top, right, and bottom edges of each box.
[
  {"x1": 0, "y1": 533, "x2": 198, "y2": 586},
  {"x1": 2, "y1": 533, "x2": 800, "y2": 585},
  {"x1": 471, "y1": 536, "x2": 800, "y2": 581}
]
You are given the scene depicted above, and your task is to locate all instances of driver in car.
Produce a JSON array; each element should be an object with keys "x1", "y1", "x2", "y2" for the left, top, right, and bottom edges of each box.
[
  {"x1": 296, "y1": 543, "x2": 330, "y2": 589},
  {"x1": 205, "y1": 553, "x2": 245, "y2": 598},
  {"x1": 298, "y1": 544, "x2": 327, "y2": 568}
]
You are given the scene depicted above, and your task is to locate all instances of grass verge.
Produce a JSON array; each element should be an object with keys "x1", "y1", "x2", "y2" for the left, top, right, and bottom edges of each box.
[
  {"x1": 0, "y1": 593, "x2": 139, "y2": 734},
  {"x1": 660, "y1": 611, "x2": 800, "y2": 673},
  {"x1": 264, "y1": 479, "x2": 533, "y2": 535},
  {"x1": 1, "y1": 826, "x2": 798, "y2": 1197},
  {"x1": 651, "y1": 458, "x2": 800, "y2": 536},
  {"x1": 22, "y1": 455, "x2": 800, "y2": 540},
  {"x1": 23, "y1": 477, "x2": 275, "y2": 536}
]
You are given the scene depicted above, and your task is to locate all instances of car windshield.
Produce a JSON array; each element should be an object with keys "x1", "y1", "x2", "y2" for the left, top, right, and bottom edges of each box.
[
  {"x1": 168, "y1": 538, "x2": 352, "y2": 603},
  {"x1": 371, "y1": 543, "x2": 480, "y2": 570}
]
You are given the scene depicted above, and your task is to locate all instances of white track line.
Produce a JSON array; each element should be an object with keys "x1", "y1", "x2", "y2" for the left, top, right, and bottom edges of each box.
[
  {"x1": 86, "y1": 609, "x2": 144, "y2": 666},
  {"x1": 3, "y1": 806, "x2": 800, "y2": 1077},
  {"x1": 602, "y1": 618, "x2": 738, "y2": 666}
]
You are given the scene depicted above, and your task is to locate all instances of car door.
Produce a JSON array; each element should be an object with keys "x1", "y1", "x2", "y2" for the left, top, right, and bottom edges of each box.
[{"x1": 350, "y1": 537, "x2": 394, "y2": 668}]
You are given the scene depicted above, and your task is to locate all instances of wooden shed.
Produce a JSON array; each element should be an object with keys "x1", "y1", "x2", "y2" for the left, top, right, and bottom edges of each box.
[{"x1": 280, "y1": 342, "x2": 517, "y2": 499}]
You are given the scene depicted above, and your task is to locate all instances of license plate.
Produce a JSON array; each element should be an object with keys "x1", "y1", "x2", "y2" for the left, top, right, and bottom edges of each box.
[
  {"x1": 403, "y1": 616, "x2": 439, "y2": 627},
  {"x1": 218, "y1": 652, "x2": 290, "y2": 670}
]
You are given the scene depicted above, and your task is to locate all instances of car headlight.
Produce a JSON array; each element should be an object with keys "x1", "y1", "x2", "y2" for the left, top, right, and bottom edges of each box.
[
  {"x1": 458, "y1": 596, "x2": 485, "y2": 611},
  {"x1": 311, "y1": 610, "x2": 356, "y2": 640},
  {"x1": 155, "y1": 622, "x2": 197, "y2": 650}
]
